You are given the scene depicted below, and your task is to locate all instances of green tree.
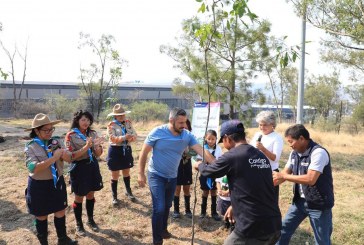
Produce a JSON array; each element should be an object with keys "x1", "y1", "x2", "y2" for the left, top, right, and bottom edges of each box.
[
  {"x1": 78, "y1": 33, "x2": 125, "y2": 120},
  {"x1": 162, "y1": 2, "x2": 271, "y2": 119},
  {"x1": 291, "y1": 0, "x2": 364, "y2": 80},
  {"x1": 261, "y1": 37, "x2": 299, "y2": 122},
  {"x1": 46, "y1": 94, "x2": 86, "y2": 120},
  {"x1": 345, "y1": 84, "x2": 364, "y2": 127},
  {"x1": 305, "y1": 72, "x2": 342, "y2": 120},
  {"x1": 130, "y1": 101, "x2": 169, "y2": 122}
]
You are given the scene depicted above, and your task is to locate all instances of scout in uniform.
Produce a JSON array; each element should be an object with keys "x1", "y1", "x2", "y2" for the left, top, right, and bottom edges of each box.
[
  {"x1": 106, "y1": 104, "x2": 138, "y2": 205},
  {"x1": 64, "y1": 110, "x2": 104, "y2": 237},
  {"x1": 24, "y1": 113, "x2": 77, "y2": 245}
]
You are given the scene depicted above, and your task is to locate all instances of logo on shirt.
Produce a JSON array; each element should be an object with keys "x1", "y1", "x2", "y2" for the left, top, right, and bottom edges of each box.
[
  {"x1": 301, "y1": 162, "x2": 309, "y2": 167},
  {"x1": 248, "y1": 158, "x2": 270, "y2": 169}
]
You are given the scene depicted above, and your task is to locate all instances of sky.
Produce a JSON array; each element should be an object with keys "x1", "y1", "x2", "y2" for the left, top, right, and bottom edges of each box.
[{"x1": 0, "y1": 0, "x2": 327, "y2": 85}]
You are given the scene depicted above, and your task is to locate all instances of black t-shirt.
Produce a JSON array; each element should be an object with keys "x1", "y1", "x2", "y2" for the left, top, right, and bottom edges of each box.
[{"x1": 199, "y1": 143, "x2": 282, "y2": 238}]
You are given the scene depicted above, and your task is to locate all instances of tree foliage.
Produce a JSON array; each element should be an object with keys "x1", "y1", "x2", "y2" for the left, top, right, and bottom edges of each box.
[
  {"x1": 162, "y1": 0, "x2": 272, "y2": 119},
  {"x1": 46, "y1": 94, "x2": 86, "y2": 120},
  {"x1": 78, "y1": 33, "x2": 125, "y2": 120},
  {"x1": 291, "y1": 0, "x2": 364, "y2": 81},
  {"x1": 291, "y1": 0, "x2": 364, "y2": 50},
  {"x1": 261, "y1": 37, "x2": 299, "y2": 121},
  {"x1": 130, "y1": 101, "x2": 169, "y2": 122},
  {"x1": 346, "y1": 84, "x2": 364, "y2": 126},
  {"x1": 305, "y1": 72, "x2": 342, "y2": 119}
]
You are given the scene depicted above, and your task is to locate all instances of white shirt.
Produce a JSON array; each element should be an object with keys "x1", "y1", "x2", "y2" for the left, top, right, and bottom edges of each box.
[
  {"x1": 250, "y1": 131, "x2": 283, "y2": 170},
  {"x1": 285, "y1": 148, "x2": 330, "y2": 198},
  {"x1": 216, "y1": 176, "x2": 231, "y2": 201}
]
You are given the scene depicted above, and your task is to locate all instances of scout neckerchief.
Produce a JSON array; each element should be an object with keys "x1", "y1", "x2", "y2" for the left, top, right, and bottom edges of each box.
[
  {"x1": 113, "y1": 119, "x2": 127, "y2": 156},
  {"x1": 33, "y1": 137, "x2": 58, "y2": 188},
  {"x1": 72, "y1": 128, "x2": 93, "y2": 162},
  {"x1": 204, "y1": 143, "x2": 216, "y2": 190}
]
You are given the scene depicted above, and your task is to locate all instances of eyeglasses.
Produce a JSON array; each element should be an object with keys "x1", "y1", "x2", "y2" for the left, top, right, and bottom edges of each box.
[{"x1": 39, "y1": 127, "x2": 55, "y2": 133}]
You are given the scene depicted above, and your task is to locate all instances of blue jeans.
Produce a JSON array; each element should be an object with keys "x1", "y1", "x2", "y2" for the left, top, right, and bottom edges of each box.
[
  {"x1": 277, "y1": 198, "x2": 333, "y2": 245},
  {"x1": 148, "y1": 171, "x2": 177, "y2": 243}
]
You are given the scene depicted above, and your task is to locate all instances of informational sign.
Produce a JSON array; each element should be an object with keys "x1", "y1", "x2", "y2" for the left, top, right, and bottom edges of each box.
[{"x1": 191, "y1": 102, "x2": 220, "y2": 144}]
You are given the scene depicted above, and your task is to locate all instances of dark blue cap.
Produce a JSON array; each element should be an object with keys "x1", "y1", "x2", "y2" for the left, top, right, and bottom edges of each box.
[{"x1": 218, "y1": 120, "x2": 245, "y2": 143}]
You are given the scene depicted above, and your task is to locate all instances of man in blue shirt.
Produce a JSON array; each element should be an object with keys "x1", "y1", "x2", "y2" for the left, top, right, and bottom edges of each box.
[{"x1": 138, "y1": 108, "x2": 215, "y2": 245}]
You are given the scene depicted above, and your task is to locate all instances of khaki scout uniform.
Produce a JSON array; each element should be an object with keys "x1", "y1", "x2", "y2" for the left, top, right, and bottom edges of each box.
[{"x1": 24, "y1": 136, "x2": 68, "y2": 216}]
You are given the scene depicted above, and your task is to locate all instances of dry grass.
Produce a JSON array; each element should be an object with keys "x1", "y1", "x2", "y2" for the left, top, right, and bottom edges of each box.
[{"x1": 1, "y1": 119, "x2": 364, "y2": 245}]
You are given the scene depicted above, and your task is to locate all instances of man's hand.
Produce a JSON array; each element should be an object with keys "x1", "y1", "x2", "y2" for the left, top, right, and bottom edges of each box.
[
  {"x1": 224, "y1": 206, "x2": 235, "y2": 224},
  {"x1": 273, "y1": 171, "x2": 285, "y2": 186},
  {"x1": 138, "y1": 172, "x2": 147, "y2": 187}
]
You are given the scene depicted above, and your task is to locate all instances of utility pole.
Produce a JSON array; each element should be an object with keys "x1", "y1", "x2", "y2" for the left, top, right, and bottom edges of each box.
[{"x1": 296, "y1": 6, "x2": 306, "y2": 124}]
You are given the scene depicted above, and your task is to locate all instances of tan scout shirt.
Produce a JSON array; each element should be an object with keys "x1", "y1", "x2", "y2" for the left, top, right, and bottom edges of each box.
[
  {"x1": 65, "y1": 129, "x2": 98, "y2": 161},
  {"x1": 107, "y1": 120, "x2": 137, "y2": 146},
  {"x1": 25, "y1": 137, "x2": 64, "y2": 180}
]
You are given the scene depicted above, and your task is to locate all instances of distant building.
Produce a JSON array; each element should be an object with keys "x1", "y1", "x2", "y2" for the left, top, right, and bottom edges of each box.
[{"x1": 0, "y1": 81, "x2": 189, "y2": 117}]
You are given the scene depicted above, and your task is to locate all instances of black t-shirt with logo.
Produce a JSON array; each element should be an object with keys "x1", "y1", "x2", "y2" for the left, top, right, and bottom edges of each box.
[{"x1": 199, "y1": 143, "x2": 282, "y2": 238}]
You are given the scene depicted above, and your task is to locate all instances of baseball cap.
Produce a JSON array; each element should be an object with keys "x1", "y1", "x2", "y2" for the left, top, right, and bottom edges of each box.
[{"x1": 218, "y1": 120, "x2": 245, "y2": 143}]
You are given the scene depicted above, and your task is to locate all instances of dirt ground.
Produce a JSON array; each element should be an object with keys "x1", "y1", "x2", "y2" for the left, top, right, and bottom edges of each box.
[{"x1": 0, "y1": 120, "x2": 228, "y2": 245}]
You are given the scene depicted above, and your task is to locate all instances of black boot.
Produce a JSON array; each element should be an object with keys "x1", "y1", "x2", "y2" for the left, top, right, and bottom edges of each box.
[
  {"x1": 111, "y1": 180, "x2": 119, "y2": 205},
  {"x1": 200, "y1": 196, "x2": 207, "y2": 218},
  {"x1": 54, "y1": 216, "x2": 78, "y2": 245},
  {"x1": 172, "y1": 196, "x2": 180, "y2": 218},
  {"x1": 123, "y1": 176, "x2": 136, "y2": 202},
  {"x1": 73, "y1": 202, "x2": 85, "y2": 237},
  {"x1": 35, "y1": 219, "x2": 48, "y2": 245},
  {"x1": 86, "y1": 198, "x2": 99, "y2": 232},
  {"x1": 211, "y1": 195, "x2": 221, "y2": 221},
  {"x1": 184, "y1": 195, "x2": 192, "y2": 218}
]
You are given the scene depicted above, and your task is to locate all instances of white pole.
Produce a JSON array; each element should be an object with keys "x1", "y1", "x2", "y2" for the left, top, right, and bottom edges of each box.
[{"x1": 297, "y1": 8, "x2": 306, "y2": 124}]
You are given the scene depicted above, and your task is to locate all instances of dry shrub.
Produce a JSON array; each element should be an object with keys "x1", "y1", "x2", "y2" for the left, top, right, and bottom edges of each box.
[{"x1": 15, "y1": 100, "x2": 50, "y2": 119}]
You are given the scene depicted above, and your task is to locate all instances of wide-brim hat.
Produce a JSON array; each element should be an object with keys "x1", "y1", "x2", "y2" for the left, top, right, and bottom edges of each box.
[
  {"x1": 107, "y1": 104, "x2": 131, "y2": 117},
  {"x1": 24, "y1": 113, "x2": 61, "y2": 131}
]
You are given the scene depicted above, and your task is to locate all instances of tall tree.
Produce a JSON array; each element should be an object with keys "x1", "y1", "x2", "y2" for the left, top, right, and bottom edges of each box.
[
  {"x1": 304, "y1": 72, "x2": 342, "y2": 119},
  {"x1": 162, "y1": 2, "x2": 271, "y2": 119},
  {"x1": 78, "y1": 33, "x2": 124, "y2": 120},
  {"x1": 0, "y1": 40, "x2": 29, "y2": 116},
  {"x1": 345, "y1": 84, "x2": 364, "y2": 126},
  {"x1": 261, "y1": 37, "x2": 299, "y2": 122},
  {"x1": 291, "y1": 0, "x2": 364, "y2": 81}
]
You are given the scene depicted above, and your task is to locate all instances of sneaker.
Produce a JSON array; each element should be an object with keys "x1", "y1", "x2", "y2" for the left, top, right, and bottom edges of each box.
[
  {"x1": 212, "y1": 213, "x2": 222, "y2": 221},
  {"x1": 112, "y1": 198, "x2": 119, "y2": 206},
  {"x1": 57, "y1": 236, "x2": 78, "y2": 245},
  {"x1": 199, "y1": 213, "x2": 206, "y2": 219},
  {"x1": 87, "y1": 219, "x2": 99, "y2": 232},
  {"x1": 185, "y1": 211, "x2": 192, "y2": 219},
  {"x1": 76, "y1": 225, "x2": 86, "y2": 237},
  {"x1": 161, "y1": 230, "x2": 172, "y2": 239},
  {"x1": 172, "y1": 211, "x2": 181, "y2": 219},
  {"x1": 125, "y1": 191, "x2": 136, "y2": 202}
]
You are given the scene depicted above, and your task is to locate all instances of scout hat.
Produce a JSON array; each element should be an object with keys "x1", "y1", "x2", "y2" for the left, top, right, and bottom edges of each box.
[
  {"x1": 107, "y1": 104, "x2": 131, "y2": 117},
  {"x1": 24, "y1": 113, "x2": 61, "y2": 131}
]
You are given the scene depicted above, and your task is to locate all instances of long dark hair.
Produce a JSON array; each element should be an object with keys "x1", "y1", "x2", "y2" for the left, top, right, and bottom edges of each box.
[{"x1": 70, "y1": 110, "x2": 94, "y2": 135}]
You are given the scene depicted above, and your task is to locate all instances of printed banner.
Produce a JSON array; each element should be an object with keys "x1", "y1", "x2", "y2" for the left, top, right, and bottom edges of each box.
[{"x1": 191, "y1": 102, "x2": 220, "y2": 144}]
